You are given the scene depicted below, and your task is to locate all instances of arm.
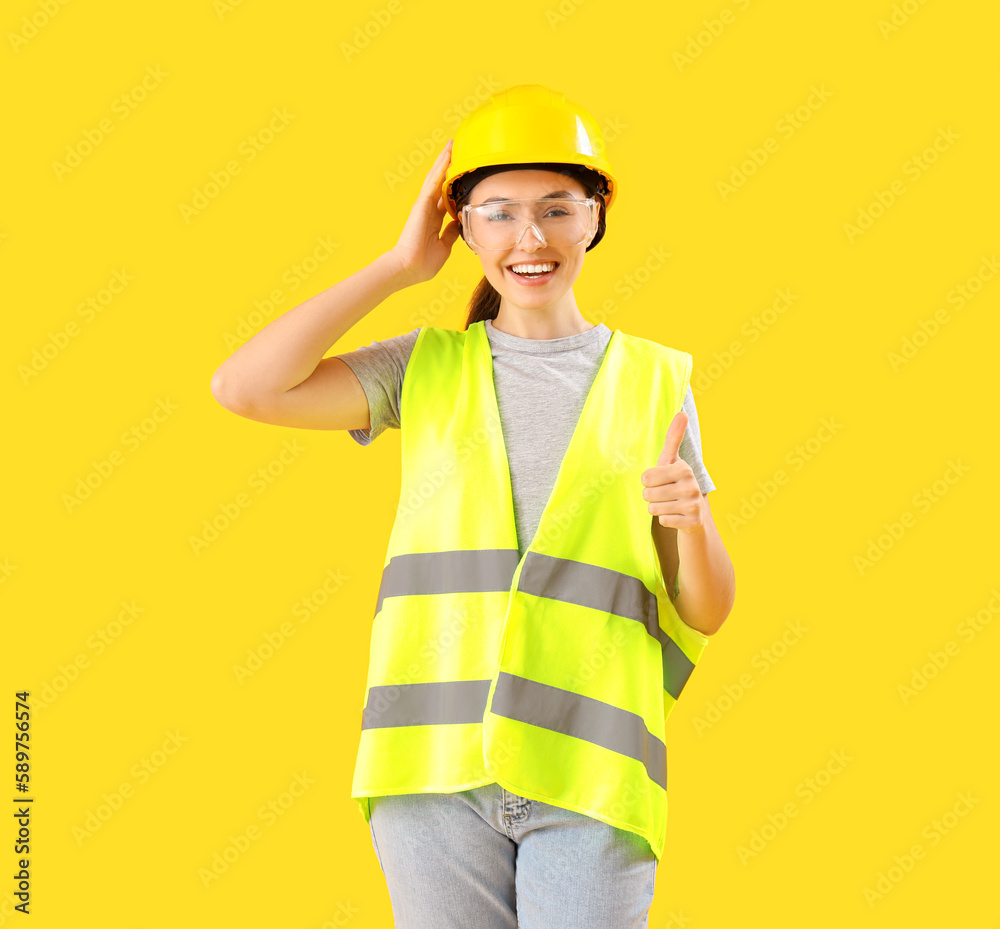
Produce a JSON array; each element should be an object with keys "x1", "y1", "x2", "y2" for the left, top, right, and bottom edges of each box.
[
  {"x1": 210, "y1": 138, "x2": 460, "y2": 428},
  {"x1": 211, "y1": 250, "x2": 414, "y2": 403},
  {"x1": 651, "y1": 494, "x2": 735, "y2": 637}
]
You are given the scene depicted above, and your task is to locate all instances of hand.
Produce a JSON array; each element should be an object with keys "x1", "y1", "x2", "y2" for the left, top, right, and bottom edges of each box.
[
  {"x1": 388, "y1": 139, "x2": 463, "y2": 285},
  {"x1": 640, "y1": 411, "x2": 705, "y2": 534}
]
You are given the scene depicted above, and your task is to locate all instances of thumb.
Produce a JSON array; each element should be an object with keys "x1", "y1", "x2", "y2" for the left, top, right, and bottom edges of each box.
[
  {"x1": 657, "y1": 411, "x2": 688, "y2": 466},
  {"x1": 441, "y1": 219, "x2": 462, "y2": 248}
]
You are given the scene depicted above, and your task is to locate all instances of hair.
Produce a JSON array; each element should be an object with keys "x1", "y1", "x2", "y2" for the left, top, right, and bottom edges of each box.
[{"x1": 453, "y1": 162, "x2": 609, "y2": 331}]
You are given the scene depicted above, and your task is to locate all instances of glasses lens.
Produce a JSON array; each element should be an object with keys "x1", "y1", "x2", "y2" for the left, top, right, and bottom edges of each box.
[{"x1": 467, "y1": 199, "x2": 593, "y2": 250}]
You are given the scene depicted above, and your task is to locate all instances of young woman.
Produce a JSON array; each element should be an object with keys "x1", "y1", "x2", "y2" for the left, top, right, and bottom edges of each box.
[{"x1": 212, "y1": 84, "x2": 734, "y2": 929}]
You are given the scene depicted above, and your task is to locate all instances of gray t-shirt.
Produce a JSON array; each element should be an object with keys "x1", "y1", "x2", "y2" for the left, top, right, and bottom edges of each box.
[{"x1": 338, "y1": 317, "x2": 716, "y2": 556}]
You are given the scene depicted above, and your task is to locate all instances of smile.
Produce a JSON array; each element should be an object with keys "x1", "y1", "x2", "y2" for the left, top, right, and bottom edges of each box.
[{"x1": 506, "y1": 261, "x2": 559, "y2": 284}]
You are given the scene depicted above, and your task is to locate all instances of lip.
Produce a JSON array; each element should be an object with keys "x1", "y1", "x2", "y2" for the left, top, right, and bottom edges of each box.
[{"x1": 505, "y1": 262, "x2": 559, "y2": 286}]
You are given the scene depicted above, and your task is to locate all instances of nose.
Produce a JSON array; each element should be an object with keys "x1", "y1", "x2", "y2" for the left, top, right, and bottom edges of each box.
[{"x1": 514, "y1": 221, "x2": 547, "y2": 251}]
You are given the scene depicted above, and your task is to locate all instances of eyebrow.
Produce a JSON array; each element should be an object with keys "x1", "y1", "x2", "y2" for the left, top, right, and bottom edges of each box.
[{"x1": 479, "y1": 190, "x2": 579, "y2": 203}]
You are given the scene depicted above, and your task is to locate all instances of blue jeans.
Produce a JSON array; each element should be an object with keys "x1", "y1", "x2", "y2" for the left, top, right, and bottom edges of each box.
[{"x1": 368, "y1": 782, "x2": 657, "y2": 929}]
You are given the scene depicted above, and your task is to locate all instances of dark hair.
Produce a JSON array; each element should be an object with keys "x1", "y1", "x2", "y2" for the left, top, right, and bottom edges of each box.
[{"x1": 453, "y1": 163, "x2": 609, "y2": 330}]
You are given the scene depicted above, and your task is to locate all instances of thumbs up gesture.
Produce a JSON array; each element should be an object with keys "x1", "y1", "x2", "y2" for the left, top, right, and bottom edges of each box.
[{"x1": 640, "y1": 411, "x2": 705, "y2": 533}]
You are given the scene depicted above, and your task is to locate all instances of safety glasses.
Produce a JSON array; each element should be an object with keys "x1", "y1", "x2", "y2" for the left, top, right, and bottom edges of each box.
[{"x1": 461, "y1": 197, "x2": 599, "y2": 251}]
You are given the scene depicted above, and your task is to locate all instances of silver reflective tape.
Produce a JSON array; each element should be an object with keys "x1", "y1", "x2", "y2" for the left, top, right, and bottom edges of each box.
[
  {"x1": 361, "y1": 679, "x2": 491, "y2": 729},
  {"x1": 375, "y1": 549, "x2": 520, "y2": 614},
  {"x1": 491, "y1": 672, "x2": 668, "y2": 790},
  {"x1": 519, "y1": 551, "x2": 696, "y2": 699},
  {"x1": 374, "y1": 548, "x2": 696, "y2": 699}
]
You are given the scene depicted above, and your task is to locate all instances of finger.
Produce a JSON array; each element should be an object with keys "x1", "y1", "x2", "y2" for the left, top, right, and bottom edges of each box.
[
  {"x1": 440, "y1": 219, "x2": 462, "y2": 247},
  {"x1": 657, "y1": 411, "x2": 688, "y2": 467},
  {"x1": 420, "y1": 141, "x2": 453, "y2": 195}
]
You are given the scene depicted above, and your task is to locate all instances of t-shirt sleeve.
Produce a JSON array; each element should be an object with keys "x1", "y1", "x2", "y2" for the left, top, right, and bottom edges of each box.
[
  {"x1": 335, "y1": 328, "x2": 421, "y2": 446},
  {"x1": 678, "y1": 386, "x2": 716, "y2": 494}
]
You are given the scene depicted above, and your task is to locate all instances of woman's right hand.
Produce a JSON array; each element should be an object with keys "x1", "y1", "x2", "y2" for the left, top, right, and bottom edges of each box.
[{"x1": 388, "y1": 139, "x2": 463, "y2": 286}]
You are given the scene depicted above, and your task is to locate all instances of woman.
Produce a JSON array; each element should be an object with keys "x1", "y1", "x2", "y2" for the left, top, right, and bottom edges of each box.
[{"x1": 212, "y1": 84, "x2": 735, "y2": 929}]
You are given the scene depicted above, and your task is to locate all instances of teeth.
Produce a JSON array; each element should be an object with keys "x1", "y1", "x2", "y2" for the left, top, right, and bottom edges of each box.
[{"x1": 510, "y1": 262, "x2": 556, "y2": 274}]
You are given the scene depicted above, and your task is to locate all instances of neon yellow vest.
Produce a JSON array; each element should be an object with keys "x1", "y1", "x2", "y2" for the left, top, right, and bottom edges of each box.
[{"x1": 351, "y1": 320, "x2": 709, "y2": 860}]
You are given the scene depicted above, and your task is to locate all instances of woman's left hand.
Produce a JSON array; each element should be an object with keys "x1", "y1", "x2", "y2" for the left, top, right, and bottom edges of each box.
[{"x1": 640, "y1": 411, "x2": 705, "y2": 534}]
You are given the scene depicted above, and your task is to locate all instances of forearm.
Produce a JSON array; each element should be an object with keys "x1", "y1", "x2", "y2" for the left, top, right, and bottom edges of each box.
[
  {"x1": 211, "y1": 250, "x2": 414, "y2": 404},
  {"x1": 656, "y1": 497, "x2": 735, "y2": 637}
]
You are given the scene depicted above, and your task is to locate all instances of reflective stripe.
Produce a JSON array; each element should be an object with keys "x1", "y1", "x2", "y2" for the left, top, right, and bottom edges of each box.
[
  {"x1": 362, "y1": 680, "x2": 491, "y2": 729},
  {"x1": 519, "y1": 551, "x2": 658, "y2": 631},
  {"x1": 375, "y1": 549, "x2": 520, "y2": 614},
  {"x1": 360, "y1": 674, "x2": 667, "y2": 790},
  {"x1": 518, "y1": 551, "x2": 696, "y2": 700},
  {"x1": 376, "y1": 548, "x2": 697, "y2": 699},
  {"x1": 659, "y1": 631, "x2": 697, "y2": 701},
  {"x1": 491, "y1": 672, "x2": 667, "y2": 790}
]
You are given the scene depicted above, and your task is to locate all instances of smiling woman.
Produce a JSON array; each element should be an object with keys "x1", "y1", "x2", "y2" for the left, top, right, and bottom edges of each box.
[
  {"x1": 209, "y1": 82, "x2": 734, "y2": 929},
  {"x1": 446, "y1": 134, "x2": 611, "y2": 332}
]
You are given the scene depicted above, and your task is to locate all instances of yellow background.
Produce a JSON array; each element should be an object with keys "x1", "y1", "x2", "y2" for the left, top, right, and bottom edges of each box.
[{"x1": 2, "y1": 0, "x2": 997, "y2": 926}]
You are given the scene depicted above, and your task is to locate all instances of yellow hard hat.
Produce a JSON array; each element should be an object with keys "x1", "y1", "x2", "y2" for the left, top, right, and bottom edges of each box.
[{"x1": 442, "y1": 84, "x2": 618, "y2": 223}]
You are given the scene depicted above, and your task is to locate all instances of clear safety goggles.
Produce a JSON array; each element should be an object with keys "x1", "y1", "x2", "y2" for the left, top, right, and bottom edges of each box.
[{"x1": 460, "y1": 197, "x2": 600, "y2": 251}]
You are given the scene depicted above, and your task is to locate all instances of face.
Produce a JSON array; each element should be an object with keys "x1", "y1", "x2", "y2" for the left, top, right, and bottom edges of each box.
[{"x1": 461, "y1": 169, "x2": 596, "y2": 313}]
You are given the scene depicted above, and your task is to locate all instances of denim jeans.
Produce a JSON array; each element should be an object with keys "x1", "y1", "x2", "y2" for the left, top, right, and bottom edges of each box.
[{"x1": 368, "y1": 782, "x2": 657, "y2": 929}]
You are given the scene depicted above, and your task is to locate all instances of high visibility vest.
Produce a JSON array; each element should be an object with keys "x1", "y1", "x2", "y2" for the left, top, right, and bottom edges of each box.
[{"x1": 351, "y1": 319, "x2": 710, "y2": 860}]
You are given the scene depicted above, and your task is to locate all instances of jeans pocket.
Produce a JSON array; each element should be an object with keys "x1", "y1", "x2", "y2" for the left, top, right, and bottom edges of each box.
[{"x1": 369, "y1": 817, "x2": 385, "y2": 874}]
